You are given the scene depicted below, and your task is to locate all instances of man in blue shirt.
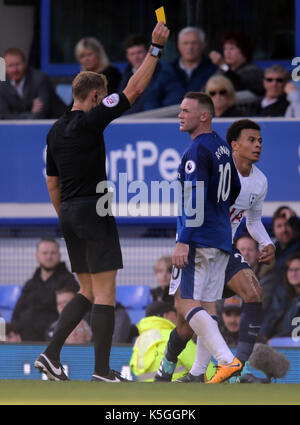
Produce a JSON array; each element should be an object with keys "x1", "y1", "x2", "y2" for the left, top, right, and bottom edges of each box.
[
  {"x1": 155, "y1": 92, "x2": 242, "y2": 384},
  {"x1": 144, "y1": 27, "x2": 217, "y2": 110}
]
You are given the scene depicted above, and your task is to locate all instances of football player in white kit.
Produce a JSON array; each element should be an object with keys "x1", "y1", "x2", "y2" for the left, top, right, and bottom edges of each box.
[{"x1": 157, "y1": 119, "x2": 276, "y2": 383}]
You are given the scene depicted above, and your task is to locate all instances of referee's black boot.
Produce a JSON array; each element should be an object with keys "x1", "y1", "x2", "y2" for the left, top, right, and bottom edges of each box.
[
  {"x1": 34, "y1": 353, "x2": 69, "y2": 381},
  {"x1": 91, "y1": 369, "x2": 131, "y2": 383}
]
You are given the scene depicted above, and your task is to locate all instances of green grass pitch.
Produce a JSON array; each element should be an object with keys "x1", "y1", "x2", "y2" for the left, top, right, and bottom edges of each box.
[{"x1": 0, "y1": 380, "x2": 300, "y2": 405}]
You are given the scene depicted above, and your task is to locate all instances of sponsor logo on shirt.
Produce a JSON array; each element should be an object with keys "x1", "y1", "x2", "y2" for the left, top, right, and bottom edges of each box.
[
  {"x1": 102, "y1": 93, "x2": 120, "y2": 108},
  {"x1": 185, "y1": 160, "x2": 196, "y2": 174}
]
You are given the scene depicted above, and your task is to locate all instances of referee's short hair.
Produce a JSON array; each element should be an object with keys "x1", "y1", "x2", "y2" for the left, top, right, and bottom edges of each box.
[
  {"x1": 184, "y1": 92, "x2": 214, "y2": 117},
  {"x1": 72, "y1": 71, "x2": 108, "y2": 101}
]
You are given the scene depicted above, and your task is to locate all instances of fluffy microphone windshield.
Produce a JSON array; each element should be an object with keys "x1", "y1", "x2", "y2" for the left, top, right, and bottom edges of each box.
[{"x1": 249, "y1": 343, "x2": 290, "y2": 379}]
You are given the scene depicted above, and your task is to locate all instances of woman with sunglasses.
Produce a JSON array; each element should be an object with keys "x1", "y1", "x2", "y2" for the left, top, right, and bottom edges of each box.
[{"x1": 205, "y1": 75, "x2": 244, "y2": 118}]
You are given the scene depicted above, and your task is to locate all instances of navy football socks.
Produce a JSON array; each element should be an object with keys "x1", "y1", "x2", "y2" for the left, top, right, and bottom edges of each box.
[
  {"x1": 91, "y1": 304, "x2": 115, "y2": 376},
  {"x1": 236, "y1": 302, "x2": 263, "y2": 362},
  {"x1": 165, "y1": 328, "x2": 190, "y2": 363},
  {"x1": 45, "y1": 293, "x2": 92, "y2": 361}
]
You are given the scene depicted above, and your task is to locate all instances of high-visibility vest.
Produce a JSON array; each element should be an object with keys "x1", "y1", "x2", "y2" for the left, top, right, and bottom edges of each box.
[{"x1": 130, "y1": 316, "x2": 215, "y2": 382}]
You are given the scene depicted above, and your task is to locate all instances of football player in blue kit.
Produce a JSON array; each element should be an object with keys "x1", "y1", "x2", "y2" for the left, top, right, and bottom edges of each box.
[
  {"x1": 155, "y1": 92, "x2": 243, "y2": 384},
  {"x1": 181, "y1": 119, "x2": 275, "y2": 383},
  {"x1": 156, "y1": 118, "x2": 275, "y2": 383}
]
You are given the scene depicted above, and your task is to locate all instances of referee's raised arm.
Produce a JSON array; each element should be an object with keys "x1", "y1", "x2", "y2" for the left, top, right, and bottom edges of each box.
[{"x1": 123, "y1": 22, "x2": 170, "y2": 105}]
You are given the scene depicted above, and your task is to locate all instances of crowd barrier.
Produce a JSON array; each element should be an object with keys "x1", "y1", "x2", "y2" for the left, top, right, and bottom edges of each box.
[
  {"x1": 0, "y1": 341, "x2": 299, "y2": 383},
  {"x1": 0, "y1": 118, "x2": 299, "y2": 219}
]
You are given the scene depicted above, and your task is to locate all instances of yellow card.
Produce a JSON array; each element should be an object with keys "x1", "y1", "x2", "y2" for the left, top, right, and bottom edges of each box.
[{"x1": 155, "y1": 6, "x2": 166, "y2": 24}]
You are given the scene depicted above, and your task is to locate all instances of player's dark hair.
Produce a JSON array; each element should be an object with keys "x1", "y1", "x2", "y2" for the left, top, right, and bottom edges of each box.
[
  {"x1": 226, "y1": 119, "x2": 261, "y2": 147},
  {"x1": 184, "y1": 92, "x2": 215, "y2": 117},
  {"x1": 72, "y1": 71, "x2": 108, "y2": 101},
  {"x1": 124, "y1": 34, "x2": 148, "y2": 51}
]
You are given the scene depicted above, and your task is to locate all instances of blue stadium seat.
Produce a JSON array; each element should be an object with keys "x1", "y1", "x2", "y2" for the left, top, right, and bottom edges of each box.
[
  {"x1": 127, "y1": 309, "x2": 146, "y2": 325},
  {"x1": 0, "y1": 285, "x2": 22, "y2": 309},
  {"x1": 116, "y1": 285, "x2": 151, "y2": 309},
  {"x1": 56, "y1": 84, "x2": 73, "y2": 105},
  {"x1": 0, "y1": 308, "x2": 14, "y2": 323},
  {"x1": 0, "y1": 285, "x2": 22, "y2": 323}
]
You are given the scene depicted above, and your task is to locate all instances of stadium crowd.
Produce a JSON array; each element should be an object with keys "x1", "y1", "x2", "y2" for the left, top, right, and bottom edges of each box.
[{"x1": 1, "y1": 27, "x2": 300, "y2": 119}]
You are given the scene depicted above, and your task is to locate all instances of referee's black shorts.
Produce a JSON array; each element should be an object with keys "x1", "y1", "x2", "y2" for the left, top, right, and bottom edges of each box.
[{"x1": 59, "y1": 196, "x2": 123, "y2": 274}]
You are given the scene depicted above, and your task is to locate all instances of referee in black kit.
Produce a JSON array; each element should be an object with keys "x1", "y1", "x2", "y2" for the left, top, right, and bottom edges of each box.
[{"x1": 34, "y1": 22, "x2": 170, "y2": 383}]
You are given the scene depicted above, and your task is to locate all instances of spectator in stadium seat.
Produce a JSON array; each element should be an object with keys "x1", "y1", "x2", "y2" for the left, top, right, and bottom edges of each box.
[
  {"x1": 205, "y1": 75, "x2": 244, "y2": 117},
  {"x1": 45, "y1": 286, "x2": 78, "y2": 340},
  {"x1": 274, "y1": 253, "x2": 300, "y2": 337},
  {"x1": 144, "y1": 27, "x2": 217, "y2": 110},
  {"x1": 255, "y1": 207, "x2": 299, "y2": 308},
  {"x1": 235, "y1": 234, "x2": 280, "y2": 314},
  {"x1": 150, "y1": 255, "x2": 174, "y2": 305},
  {"x1": 75, "y1": 37, "x2": 121, "y2": 95},
  {"x1": 0, "y1": 48, "x2": 67, "y2": 119},
  {"x1": 249, "y1": 65, "x2": 300, "y2": 117},
  {"x1": 260, "y1": 253, "x2": 300, "y2": 339},
  {"x1": 258, "y1": 207, "x2": 300, "y2": 340},
  {"x1": 271, "y1": 206, "x2": 300, "y2": 277},
  {"x1": 130, "y1": 301, "x2": 213, "y2": 382},
  {"x1": 119, "y1": 34, "x2": 162, "y2": 114},
  {"x1": 112, "y1": 302, "x2": 133, "y2": 343},
  {"x1": 235, "y1": 234, "x2": 260, "y2": 275},
  {"x1": 11, "y1": 238, "x2": 79, "y2": 341},
  {"x1": 65, "y1": 319, "x2": 92, "y2": 344},
  {"x1": 217, "y1": 296, "x2": 243, "y2": 347},
  {"x1": 5, "y1": 323, "x2": 22, "y2": 343},
  {"x1": 209, "y1": 31, "x2": 264, "y2": 97},
  {"x1": 45, "y1": 286, "x2": 132, "y2": 343}
]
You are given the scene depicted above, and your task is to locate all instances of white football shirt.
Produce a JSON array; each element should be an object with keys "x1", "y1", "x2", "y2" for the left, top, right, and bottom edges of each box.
[{"x1": 230, "y1": 164, "x2": 274, "y2": 250}]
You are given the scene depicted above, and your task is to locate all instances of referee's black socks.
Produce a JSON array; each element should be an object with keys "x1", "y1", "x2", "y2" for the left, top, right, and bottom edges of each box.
[
  {"x1": 44, "y1": 293, "x2": 92, "y2": 361},
  {"x1": 91, "y1": 304, "x2": 115, "y2": 377}
]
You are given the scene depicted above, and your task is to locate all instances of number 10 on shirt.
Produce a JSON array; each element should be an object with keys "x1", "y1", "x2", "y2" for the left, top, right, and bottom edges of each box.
[{"x1": 217, "y1": 163, "x2": 231, "y2": 203}]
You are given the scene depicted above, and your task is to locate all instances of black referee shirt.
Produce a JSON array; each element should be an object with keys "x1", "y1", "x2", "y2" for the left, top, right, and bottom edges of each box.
[{"x1": 46, "y1": 92, "x2": 130, "y2": 202}]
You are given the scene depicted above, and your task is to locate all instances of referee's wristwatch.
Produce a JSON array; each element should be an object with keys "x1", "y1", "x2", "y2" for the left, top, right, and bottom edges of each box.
[{"x1": 149, "y1": 45, "x2": 162, "y2": 58}]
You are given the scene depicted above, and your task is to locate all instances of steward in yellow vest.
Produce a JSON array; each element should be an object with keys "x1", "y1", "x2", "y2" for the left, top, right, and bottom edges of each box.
[{"x1": 130, "y1": 313, "x2": 216, "y2": 382}]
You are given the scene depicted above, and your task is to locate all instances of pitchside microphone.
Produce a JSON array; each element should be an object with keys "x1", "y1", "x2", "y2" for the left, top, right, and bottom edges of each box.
[{"x1": 246, "y1": 343, "x2": 290, "y2": 382}]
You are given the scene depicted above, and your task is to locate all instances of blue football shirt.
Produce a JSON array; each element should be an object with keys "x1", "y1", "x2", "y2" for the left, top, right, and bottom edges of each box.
[{"x1": 176, "y1": 131, "x2": 241, "y2": 254}]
